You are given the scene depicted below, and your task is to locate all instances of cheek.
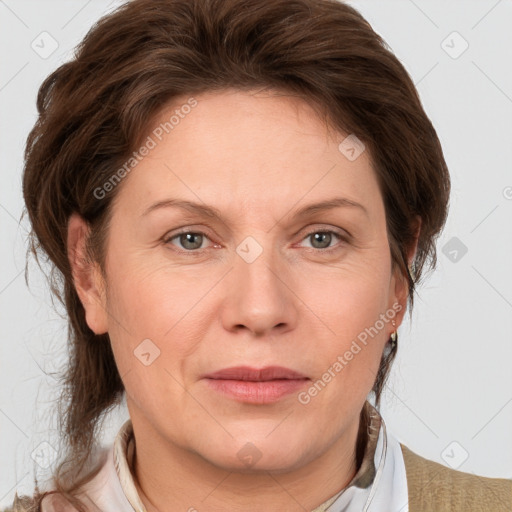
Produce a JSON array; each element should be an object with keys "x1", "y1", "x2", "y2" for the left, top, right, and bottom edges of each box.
[
  {"x1": 294, "y1": 253, "x2": 392, "y2": 389},
  {"x1": 103, "y1": 254, "x2": 213, "y2": 371},
  {"x1": 103, "y1": 262, "x2": 204, "y2": 416},
  {"x1": 299, "y1": 250, "x2": 392, "y2": 336},
  {"x1": 106, "y1": 244, "x2": 177, "y2": 327}
]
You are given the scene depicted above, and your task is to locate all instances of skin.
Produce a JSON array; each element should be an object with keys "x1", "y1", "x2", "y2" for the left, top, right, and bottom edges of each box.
[{"x1": 68, "y1": 88, "x2": 417, "y2": 512}]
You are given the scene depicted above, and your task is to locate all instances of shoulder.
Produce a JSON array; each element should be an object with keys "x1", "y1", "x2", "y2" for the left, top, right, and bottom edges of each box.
[
  {"x1": 1, "y1": 491, "x2": 79, "y2": 512},
  {"x1": 0, "y1": 493, "x2": 36, "y2": 512},
  {"x1": 39, "y1": 493, "x2": 79, "y2": 512},
  {"x1": 3, "y1": 446, "x2": 111, "y2": 512},
  {"x1": 400, "y1": 443, "x2": 512, "y2": 512},
  {"x1": 2, "y1": 489, "x2": 105, "y2": 512}
]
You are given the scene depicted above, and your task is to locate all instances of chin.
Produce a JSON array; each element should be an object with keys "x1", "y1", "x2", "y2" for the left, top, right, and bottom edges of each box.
[{"x1": 195, "y1": 433, "x2": 310, "y2": 474}]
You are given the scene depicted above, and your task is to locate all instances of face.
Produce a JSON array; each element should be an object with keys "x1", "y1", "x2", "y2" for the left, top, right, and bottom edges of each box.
[{"x1": 72, "y1": 89, "x2": 408, "y2": 473}]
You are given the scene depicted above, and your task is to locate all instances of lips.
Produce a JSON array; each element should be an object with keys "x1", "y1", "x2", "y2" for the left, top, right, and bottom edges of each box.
[
  {"x1": 202, "y1": 366, "x2": 310, "y2": 404},
  {"x1": 203, "y1": 366, "x2": 308, "y2": 381}
]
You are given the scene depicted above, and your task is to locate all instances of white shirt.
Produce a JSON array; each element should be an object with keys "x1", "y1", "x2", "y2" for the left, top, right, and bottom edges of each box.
[{"x1": 42, "y1": 402, "x2": 409, "y2": 512}]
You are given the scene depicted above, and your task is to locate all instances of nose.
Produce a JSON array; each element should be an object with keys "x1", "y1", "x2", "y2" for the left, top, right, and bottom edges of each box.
[{"x1": 220, "y1": 242, "x2": 299, "y2": 337}]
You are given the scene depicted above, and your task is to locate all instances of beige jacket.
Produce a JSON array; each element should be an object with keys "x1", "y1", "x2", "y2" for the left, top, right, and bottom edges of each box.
[{"x1": 400, "y1": 444, "x2": 512, "y2": 511}]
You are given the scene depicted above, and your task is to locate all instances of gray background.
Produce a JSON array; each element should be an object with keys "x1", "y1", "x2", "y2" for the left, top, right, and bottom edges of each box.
[{"x1": 1, "y1": 0, "x2": 511, "y2": 506}]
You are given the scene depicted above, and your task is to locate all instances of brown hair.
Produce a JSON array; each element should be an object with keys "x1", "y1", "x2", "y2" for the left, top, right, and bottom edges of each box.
[{"x1": 16, "y1": 0, "x2": 449, "y2": 509}]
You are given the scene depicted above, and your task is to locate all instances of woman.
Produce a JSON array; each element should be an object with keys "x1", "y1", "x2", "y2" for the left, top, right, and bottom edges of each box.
[{"x1": 7, "y1": 0, "x2": 511, "y2": 510}]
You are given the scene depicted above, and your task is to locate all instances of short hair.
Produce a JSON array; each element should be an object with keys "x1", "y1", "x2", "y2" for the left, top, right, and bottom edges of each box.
[{"x1": 21, "y1": 0, "x2": 450, "y2": 508}]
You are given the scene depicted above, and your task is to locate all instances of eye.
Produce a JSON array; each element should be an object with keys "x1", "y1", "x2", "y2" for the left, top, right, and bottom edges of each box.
[
  {"x1": 299, "y1": 230, "x2": 345, "y2": 251},
  {"x1": 165, "y1": 231, "x2": 213, "y2": 251}
]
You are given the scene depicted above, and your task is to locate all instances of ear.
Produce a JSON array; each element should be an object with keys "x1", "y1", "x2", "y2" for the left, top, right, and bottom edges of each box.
[
  {"x1": 389, "y1": 215, "x2": 422, "y2": 325},
  {"x1": 67, "y1": 213, "x2": 109, "y2": 334}
]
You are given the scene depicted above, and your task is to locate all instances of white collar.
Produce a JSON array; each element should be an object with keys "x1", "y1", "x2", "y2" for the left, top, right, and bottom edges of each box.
[{"x1": 311, "y1": 412, "x2": 409, "y2": 511}]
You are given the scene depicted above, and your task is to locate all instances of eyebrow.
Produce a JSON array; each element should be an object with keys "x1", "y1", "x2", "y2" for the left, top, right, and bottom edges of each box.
[{"x1": 141, "y1": 196, "x2": 368, "y2": 221}]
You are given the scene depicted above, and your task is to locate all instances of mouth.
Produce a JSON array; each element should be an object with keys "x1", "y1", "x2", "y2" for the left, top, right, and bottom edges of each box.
[{"x1": 202, "y1": 366, "x2": 310, "y2": 404}]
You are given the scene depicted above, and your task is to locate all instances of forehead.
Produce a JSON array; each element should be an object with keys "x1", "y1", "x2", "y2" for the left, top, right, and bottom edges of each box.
[{"x1": 113, "y1": 89, "x2": 382, "y2": 220}]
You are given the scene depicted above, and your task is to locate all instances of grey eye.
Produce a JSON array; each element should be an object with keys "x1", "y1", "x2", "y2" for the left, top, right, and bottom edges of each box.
[
  {"x1": 176, "y1": 232, "x2": 205, "y2": 250},
  {"x1": 308, "y1": 232, "x2": 334, "y2": 249}
]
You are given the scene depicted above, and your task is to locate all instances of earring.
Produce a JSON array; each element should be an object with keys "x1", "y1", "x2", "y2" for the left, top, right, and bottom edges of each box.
[{"x1": 390, "y1": 320, "x2": 397, "y2": 346}]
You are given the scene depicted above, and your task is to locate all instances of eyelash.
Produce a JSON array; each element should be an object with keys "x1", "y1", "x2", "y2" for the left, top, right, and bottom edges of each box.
[{"x1": 163, "y1": 227, "x2": 348, "y2": 255}]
